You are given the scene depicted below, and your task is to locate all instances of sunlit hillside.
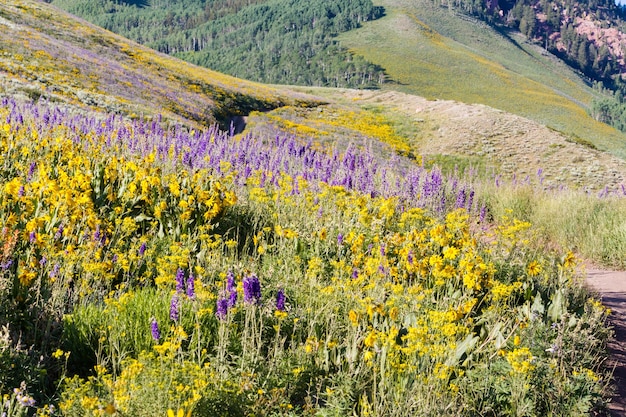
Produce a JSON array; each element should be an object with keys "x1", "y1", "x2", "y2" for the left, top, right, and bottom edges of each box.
[
  {"x1": 0, "y1": 0, "x2": 323, "y2": 129},
  {"x1": 339, "y1": 0, "x2": 626, "y2": 159}
]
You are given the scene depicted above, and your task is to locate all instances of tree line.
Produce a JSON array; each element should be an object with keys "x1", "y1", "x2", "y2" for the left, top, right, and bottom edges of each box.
[{"x1": 432, "y1": 0, "x2": 625, "y2": 84}]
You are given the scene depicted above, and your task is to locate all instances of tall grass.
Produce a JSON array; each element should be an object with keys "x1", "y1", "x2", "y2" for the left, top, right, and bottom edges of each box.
[{"x1": 482, "y1": 181, "x2": 626, "y2": 268}]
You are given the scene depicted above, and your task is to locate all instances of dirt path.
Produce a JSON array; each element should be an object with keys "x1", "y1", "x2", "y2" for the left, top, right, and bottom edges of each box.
[{"x1": 586, "y1": 269, "x2": 626, "y2": 416}]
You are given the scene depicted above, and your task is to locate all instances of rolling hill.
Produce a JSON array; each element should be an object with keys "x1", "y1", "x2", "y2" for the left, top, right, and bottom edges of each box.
[
  {"x1": 337, "y1": 0, "x2": 626, "y2": 157},
  {"x1": 0, "y1": 0, "x2": 324, "y2": 130},
  {"x1": 3, "y1": 0, "x2": 626, "y2": 190}
]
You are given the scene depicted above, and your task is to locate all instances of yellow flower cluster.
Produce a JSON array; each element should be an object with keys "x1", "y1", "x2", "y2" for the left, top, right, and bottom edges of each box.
[{"x1": 0, "y1": 112, "x2": 234, "y2": 308}]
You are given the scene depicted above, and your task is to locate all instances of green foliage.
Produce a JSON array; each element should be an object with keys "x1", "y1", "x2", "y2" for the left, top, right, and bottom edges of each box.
[
  {"x1": 482, "y1": 182, "x2": 626, "y2": 268},
  {"x1": 50, "y1": 0, "x2": 387, "y2": 88},
  {"x1": 589, "y1": 90, "x2": 626, "y2": 133}
]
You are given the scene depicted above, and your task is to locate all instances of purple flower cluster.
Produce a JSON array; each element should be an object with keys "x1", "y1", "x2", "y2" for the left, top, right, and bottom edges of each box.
[
  {"x1": 175, "y1": 268, "x2": 185, "y2": 293},
  {"x1": 174, "y1": 268, "x2": 195, "y2": 299},
  {"x1": 162, "y1": 269, "x2": 197, "y2": 326},
  {"x1": 215, "y1": 271, "x2": 267, "y2": 320},
  {"x1": 150, "y1": 317, "x2": 161, "y2": 341},
  {"x1": 276, "y1": 289, "x2": 286, "y2": 312},
  {"x1": 226, "y1": 271, "x2": 237, "y2": 307},
  {"x1": 13, "y1": 383, "x2": 36, "y2": 408},
  {"x1": 216, "y1": 270, "x2": 240, "y2": 320},
  {"x1": 186, "y1": 274, "x2": 195, "y2": 299},
  {"x1": 169, "y1": 294, "x2": 179, "y2": 321},
  {"x1": 216, "y1": 297, "x2": 229, "y2": 320},
  {"x1": 243, "y1": 274, "x2": 262, "y2": 305},
  {"x1": 0, "y1": 98, "x2": 492, "y2": 218}
]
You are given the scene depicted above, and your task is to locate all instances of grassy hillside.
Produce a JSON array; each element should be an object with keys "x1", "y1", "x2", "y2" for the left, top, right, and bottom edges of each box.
[
  {"x1": 338, "y1": 0, "x2": 626, "y2": 159},
  {"x1": 0, "y1": 0, "x2": 323, "y2": 129}
]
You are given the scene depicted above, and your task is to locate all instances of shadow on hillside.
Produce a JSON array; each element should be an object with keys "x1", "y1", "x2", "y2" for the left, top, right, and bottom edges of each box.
[
  {"x1": 120, "y1": 0, "x2": 151, "y2": 8},
  {"x1": 227, "y1": 115, "x2": 247, "y2": 135},
  {"x1": 491, "y1": 24, "x2": 532, "y2": 57}
]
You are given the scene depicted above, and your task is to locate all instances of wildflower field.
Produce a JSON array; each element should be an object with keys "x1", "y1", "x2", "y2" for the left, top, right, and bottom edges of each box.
[{"x1": 0, "y1": 97, "x2": 614, "y2": 416}]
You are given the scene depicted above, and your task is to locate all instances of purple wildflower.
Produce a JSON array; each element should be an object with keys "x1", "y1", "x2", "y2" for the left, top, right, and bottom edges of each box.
[
  {"x1": 175, "y1": 268, "x2": 185, "y2": 293},
  {"x1": 216, "y1": 296, "x2": 229, "y2": 320},
  {"x1": 467, "y1": 190, "x2": 474, "y2": 211},
  {"x1": 455, "y1": 187, "x2": 466, "y2": 209},
  {"x1": 407, "y1": 251, "x2": 414, "y2": 265},
  {"x1": 479, "y1": 205, "x2": 487, "y2": 223},
  {"x1": 55, "y1": 224, "x2": 63, "y2": 240},
  {"x1": 276, "y1": 289, "x2": 286, "y2": 312},
  {"x1": 226, "y1": 271, "x2": 238, "y2": 307},
  {"x1": 18, "y1": 185, "x2": 24, "y2": 197},
  {"x1": 29, "y1": 232, "x2": 36, "y2": 244},
  {"x1": 352, "y1": 269, "x2": 359, "y2": 279},
  {"x1": 14, "y1": 383, "x2": 35, "y2": 408},
  {"x1": 227, "y1": 271, "x2": 236, "y2": 292},
  {"x1": 337, "y1": 233, "x2": 344, "y2": 246},
  {"x1": 93, "y1": 226, "x2": 100, "y2": 242},
  {"x1": 49, "y1": 263, "x2": 59, "y2": 278},
  {"x1": 138, "y1": 242, "x2": 147, "y2": 256},
  {"x1": 599, "y1": 186, "x2": 609, "y2": 198},
  {"x1": 228, "y1": 288, "x2": 238, "y2": 308},
  {"x1": 27, "y1": 162, "x2": 36, "y2": 181},
  {"x1": 186, "y1": 274, "x2": 195, "y2": 299},
  {"x1": 243, "y1": 274, "x2": 261, "y2": 305},
  {"x1": 150, "y1": 317, "x2": 161, "y2": 341},
  {"x1": 169, "y1": 294, "x2": 179, "y2": 321}
]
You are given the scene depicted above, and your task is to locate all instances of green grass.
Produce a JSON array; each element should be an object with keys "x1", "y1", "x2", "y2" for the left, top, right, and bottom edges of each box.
[
  {"x1": 481, "y1": 182, "x2": 626, "y2": 268},
  {"x1": 338, "y1": 0, "x2": 626, "y2": 159}
]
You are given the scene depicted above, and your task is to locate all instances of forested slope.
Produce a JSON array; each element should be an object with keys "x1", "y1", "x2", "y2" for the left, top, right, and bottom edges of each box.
[{"x1": 49, "y1": 0, "x2": 386, "y2": 87}]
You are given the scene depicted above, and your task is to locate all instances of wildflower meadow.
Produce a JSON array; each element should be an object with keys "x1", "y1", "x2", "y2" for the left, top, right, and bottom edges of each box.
[{"x1": 0, "y1": 97, "x2": 614, "y2": 416}]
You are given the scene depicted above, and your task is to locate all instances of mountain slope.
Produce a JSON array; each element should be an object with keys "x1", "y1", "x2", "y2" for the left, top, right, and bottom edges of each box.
[
  {"x1": 0, "y1": 0, "x2": 322, "y2": 129},
  {"x1": 48, "y1": 0, "x2": 386, "y2": 88},
  {"x1": 338, "y1": 0, "x2": 626, "y2": 159}
]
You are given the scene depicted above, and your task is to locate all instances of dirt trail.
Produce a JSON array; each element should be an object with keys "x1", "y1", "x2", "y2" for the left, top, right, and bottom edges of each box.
[{"x1": 586, "y1": 269, "x2": 626, "y2": 416}]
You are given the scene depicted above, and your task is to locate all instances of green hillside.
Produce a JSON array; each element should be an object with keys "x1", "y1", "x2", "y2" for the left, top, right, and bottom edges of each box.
[
  {"x1": 48, "y1": 0, "x2": 626, "y2": 160},
  {"x1": 338, "y1": 0, "x2": 626, "y2": 159},
  {"x1": 0, "y1": 0, "x2": 324, "y2": 129},
  {"x1": 49, "y1": 0, "x2": 386, "y2": 88}
]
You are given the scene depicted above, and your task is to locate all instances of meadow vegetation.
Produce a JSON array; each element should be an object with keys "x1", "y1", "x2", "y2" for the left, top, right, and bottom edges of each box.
[
  {"x1": 0, "y1": 97, "x2": 616, "y2": 416},
  {"x1": 0, "y1": 1, "x2": 625, "y2": 415}
]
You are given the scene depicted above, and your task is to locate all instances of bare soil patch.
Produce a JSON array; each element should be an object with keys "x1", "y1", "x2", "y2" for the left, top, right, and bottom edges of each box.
[{"x1": 586, "y1": 269, "x2": 626, "y2": 416}]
